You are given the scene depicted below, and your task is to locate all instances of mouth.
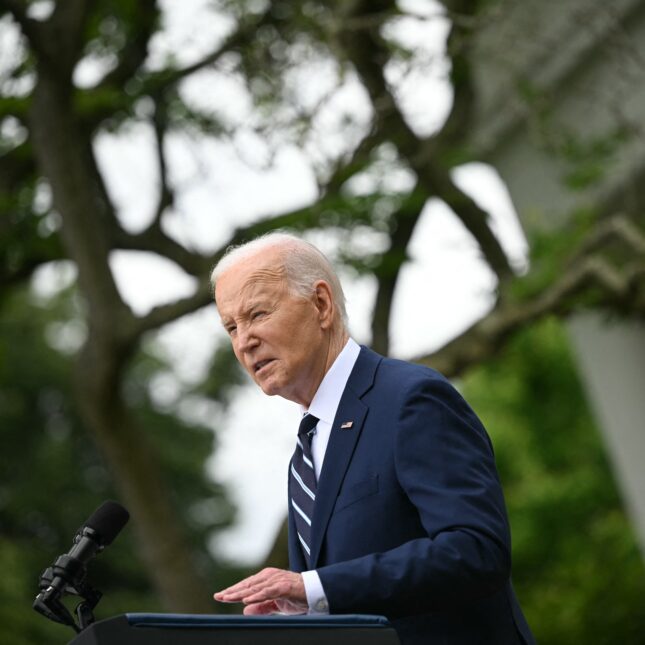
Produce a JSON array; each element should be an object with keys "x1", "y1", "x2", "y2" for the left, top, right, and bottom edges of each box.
[{"x1": 253, "y1": 359, "x2": 275, "y2": 375}]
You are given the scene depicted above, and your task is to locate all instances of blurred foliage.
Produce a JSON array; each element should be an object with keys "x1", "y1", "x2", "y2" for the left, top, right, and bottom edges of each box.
[
  {"x1": 461, "y1": 317, "x2": 645, "y2": 645},
  {"x1": 0, "y1": 284, "x2": 240, "y2": 644}
]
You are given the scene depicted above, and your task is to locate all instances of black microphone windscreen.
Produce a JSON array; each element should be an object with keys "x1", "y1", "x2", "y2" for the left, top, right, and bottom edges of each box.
[{"x1": 84, "y1": 500, "x2": 130, "y2": 546}]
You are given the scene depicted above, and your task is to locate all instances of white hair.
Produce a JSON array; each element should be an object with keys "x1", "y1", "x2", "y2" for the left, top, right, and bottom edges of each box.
[{"x1": 211, "y1": 232, "x2": 348, "y2": 326}]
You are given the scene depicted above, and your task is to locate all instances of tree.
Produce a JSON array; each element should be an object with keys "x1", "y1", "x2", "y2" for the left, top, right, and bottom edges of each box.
[
  {"x1": 1, "y1": 0, "x2": 643, "y2": 616},
  {"x1": 0, "y1": 282, "x2": 238, "y2": 643},
  {"x1": 461, "y1": 318, "x2": 645, "y2": 644}
]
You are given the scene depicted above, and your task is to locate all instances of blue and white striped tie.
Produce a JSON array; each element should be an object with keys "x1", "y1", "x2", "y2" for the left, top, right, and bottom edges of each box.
[{"x1": 290, "y1": 413, "x2": 319, "y2": 567}]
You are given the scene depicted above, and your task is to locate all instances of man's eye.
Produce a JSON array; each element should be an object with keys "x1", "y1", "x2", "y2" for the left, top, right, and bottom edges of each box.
[
  {"x1": 226, "y1": 326, "x2": 237, "y2": 335},
  {"x1": 251, "y1": 311, "x2": 266, "y2": 320}
]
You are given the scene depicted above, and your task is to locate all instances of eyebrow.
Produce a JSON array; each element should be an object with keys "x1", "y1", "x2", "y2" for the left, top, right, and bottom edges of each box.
[
  {"x1": 217, "y1": 272, "x2": 284, "y2": 326},
  {"x1": 219, "y1": 294, "x2": 271, "y2": 326}
]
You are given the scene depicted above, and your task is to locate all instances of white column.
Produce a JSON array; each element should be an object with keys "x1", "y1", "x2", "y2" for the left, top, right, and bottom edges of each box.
[{"x1": 566, "y1": 312, "x2": 645, "y2": 558}]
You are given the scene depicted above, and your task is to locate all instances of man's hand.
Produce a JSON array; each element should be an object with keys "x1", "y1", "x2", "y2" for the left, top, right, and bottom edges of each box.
[{"x1": 214, "y1": 567, "x2": 308, "y2": 615}]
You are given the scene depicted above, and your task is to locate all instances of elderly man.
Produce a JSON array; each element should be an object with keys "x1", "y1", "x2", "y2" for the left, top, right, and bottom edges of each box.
[{"x1": 212, "y1": 233, "x2": 535, "y2": 645}]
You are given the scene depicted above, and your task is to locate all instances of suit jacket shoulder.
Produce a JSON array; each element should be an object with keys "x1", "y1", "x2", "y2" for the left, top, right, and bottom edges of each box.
[{"x1": 306, "y1": 347, "x2": 534, "y2": 644}]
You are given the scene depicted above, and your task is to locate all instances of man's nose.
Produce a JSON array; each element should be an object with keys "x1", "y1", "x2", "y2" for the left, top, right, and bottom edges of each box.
[{"x1": 237, "y1": 325, "x2": 259, "y2": 352}]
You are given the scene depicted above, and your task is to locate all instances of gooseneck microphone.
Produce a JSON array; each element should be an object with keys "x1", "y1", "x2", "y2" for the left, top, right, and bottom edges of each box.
[{"x1": 33, "y1": 500, "x2": 130, "y2": 632}]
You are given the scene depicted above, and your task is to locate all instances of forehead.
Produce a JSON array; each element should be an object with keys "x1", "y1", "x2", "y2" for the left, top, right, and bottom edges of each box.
[{"x1": 215, "y1": 251, "x2": 286, "y2": 317}]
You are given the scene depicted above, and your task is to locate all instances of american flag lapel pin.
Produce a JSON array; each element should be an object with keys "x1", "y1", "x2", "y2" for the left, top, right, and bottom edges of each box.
[{"x1": 340, "y1": 421, "x2": 353, "y2": 429}]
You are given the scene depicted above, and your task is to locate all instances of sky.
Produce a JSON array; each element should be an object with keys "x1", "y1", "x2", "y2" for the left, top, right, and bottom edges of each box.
[{"x1": 24, "y1": 0, "x2": 528, "y2": 565}]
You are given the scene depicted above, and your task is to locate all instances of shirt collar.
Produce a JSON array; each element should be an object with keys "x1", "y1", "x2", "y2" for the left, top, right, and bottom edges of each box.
[{"x1": 302, "y1": 338, "x2": 361, "y2": 425}]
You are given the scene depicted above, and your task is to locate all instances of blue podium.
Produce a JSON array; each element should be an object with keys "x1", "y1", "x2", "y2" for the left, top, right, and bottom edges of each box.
[{"x1": 68, "y1": 613, "x2": 401, "y2": 644}]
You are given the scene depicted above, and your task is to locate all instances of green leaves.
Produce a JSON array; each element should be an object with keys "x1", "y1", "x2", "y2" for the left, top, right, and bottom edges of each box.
[
  {"x1": 0, "y1": 285, "x2": 237, "y2": 641},
  {"x1": 461, "y1": 319, "x2": 645, "y2": 644}
]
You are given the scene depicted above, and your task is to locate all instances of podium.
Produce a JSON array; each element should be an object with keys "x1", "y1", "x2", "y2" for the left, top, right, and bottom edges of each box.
[{"x1": 68, "y1": 613, "x2": 401, "y2": 644}]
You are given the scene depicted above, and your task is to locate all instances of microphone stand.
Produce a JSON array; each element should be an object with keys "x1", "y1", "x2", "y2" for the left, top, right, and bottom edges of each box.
[
  {"x1": 33, "y1": 556, "x2": 103, "y2": 632},
  {"x1": 33, "y1": 501, "x2": 129, "y2": 634}
]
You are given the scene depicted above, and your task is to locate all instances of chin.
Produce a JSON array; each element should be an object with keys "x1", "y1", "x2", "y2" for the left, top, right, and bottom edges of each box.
[
  {"x1": 258, "y1": 378, "x2": 282, "y2": 397},
  {"x1": 260, "y1": 380, "x2": 297, "y2": 403}
]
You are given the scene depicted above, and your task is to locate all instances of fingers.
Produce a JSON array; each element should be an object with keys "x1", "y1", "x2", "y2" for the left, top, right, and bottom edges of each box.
[
  {"x1": 215, "y1": 568, "x2": 275, "y2": 595},
  {"x1": 214, "y1": 568, "x2": 306, "y2": 610},
  {"x1": 214, "y1": 568, "x2": 281, "y2": 602}
]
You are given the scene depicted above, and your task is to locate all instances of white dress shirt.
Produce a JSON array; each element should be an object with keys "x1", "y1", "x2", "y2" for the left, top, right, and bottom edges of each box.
[{"x1": 298, "y1": 338, "x2": 361, "y2": 614}]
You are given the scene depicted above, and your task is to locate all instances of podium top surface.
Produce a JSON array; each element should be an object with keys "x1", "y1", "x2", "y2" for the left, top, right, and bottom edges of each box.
[
  {"x1": 125, "y1": 613, "x2": 391, "y2": 629},
  {"x1": 69, "y1": 613, "x2": 401, "y2": 645}
]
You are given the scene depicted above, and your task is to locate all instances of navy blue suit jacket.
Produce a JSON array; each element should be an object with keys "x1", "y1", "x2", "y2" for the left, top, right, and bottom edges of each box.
[{"x1": 287, "y1": 347, "x2": 535, "y2": 645}]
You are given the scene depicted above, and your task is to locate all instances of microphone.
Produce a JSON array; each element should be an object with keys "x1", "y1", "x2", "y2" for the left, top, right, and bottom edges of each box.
[{"x1": 34, "y1": 500, "x2": 130, "y2": 631}]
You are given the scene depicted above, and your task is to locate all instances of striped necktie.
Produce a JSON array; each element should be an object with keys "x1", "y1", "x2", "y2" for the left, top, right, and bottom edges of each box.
[{"x1": 290, "y1": 413, "x2": 319, "y2": 567}]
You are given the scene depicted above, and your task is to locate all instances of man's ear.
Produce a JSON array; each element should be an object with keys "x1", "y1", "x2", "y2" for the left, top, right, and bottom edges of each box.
[{"x1": 312, "y1": 280, "x2": 335, "y2": 329}]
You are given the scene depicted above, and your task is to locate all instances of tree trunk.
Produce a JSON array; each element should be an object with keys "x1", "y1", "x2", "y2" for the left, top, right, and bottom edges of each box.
[{"x1": 28, "y1": 67, "x2": 214, "y2": 613}]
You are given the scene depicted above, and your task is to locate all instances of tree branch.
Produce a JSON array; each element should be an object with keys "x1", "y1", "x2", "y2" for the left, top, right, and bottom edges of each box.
[
  {"x1": 110, "y1": 188, "x2": 374, "y2": 281},
  {"x1": 371, "y1": 183, "x2": 427, "y2": 355},
  {"x1": 110, "y1": 222, "x2": 211, "y2": 278},
  {"x1": 413, "y1": 214, "x2": 645, "y2": 378},
  {"x1": 570, "y1": 213, "x2": 645, "y2": 260},
  {"x1": 98, "y1": 0, "x2": 158, "y2": 90},
  {"x1": 151, "y1": 100, "x2": 174, "y2": 226},
  {"x1": 435, "y1": 0, "x2": 478, "y2": 148},
  {"x1": 321, "y1": 124, "x2": 384, "y2": 196},
  {"x1": 121, "y1": 189, "x2": 408, "y2": 337},
  {"x1": 143, "y1": 9, "x2": 272, "y2": 95},
  {"x1": 422, "y1": 158, "x2": 513, "y2": 281},
  {"x1": 337, "y1": 1, "x2": 514, "y2": 283},
  {"x1": 133, "y1": 278, "x2": 214, "y2": 337}
]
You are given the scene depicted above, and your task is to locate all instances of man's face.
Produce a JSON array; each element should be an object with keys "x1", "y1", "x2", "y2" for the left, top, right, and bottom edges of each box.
[{"x1": 215, "y1": 251, "x2": 332, "y2": 406}]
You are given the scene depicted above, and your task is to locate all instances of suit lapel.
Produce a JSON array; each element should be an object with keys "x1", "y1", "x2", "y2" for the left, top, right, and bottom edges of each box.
[{"x1": 309, "y1": 347, "x2": 381, "y2": 567}]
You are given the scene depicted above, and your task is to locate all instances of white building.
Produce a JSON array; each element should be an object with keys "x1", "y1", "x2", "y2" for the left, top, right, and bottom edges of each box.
[{"x1": 469, "y1": 0, "x2": 645, "y2": 557}]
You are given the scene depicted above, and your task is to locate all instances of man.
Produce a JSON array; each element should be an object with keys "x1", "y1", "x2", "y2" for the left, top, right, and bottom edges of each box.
[{"x1": 212, "y1": 233, "x2": 535, "y2": 645}]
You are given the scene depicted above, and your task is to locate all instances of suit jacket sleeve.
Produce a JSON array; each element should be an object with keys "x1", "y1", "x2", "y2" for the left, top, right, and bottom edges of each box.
[{"x1": 315, "y1": 375, "x2": 512, "y2": 619}]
